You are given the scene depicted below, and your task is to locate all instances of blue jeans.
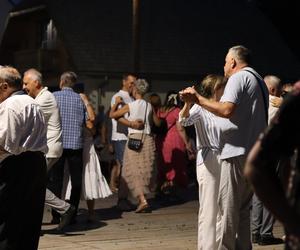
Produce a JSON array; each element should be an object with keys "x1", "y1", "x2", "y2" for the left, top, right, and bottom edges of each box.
[{"x1": 112, "y1": 140, "x2": 127, "y2": 166}]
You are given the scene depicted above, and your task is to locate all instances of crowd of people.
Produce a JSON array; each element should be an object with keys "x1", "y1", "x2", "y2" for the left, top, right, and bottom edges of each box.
[
  {"x1": 179, "y1": 45, "x2": 299, "y2": 250},
  {"x1": 0, "y1": 43, "x2": 299, "y2": 250}
]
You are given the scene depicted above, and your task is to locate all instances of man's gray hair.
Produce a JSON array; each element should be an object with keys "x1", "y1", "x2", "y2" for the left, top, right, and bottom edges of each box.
[
  {"x1": 24, "y1": 68, "x2": 42, "y2": 83},
  {"x1": 0, "y1": 65, "x2": 22, "y2": 90},
  {"x1": 229, "y1": 45, "x2": 251, "y2": 65},
  {"x1": 60, "y1": 71, "x2": 77, "y2": 88},
  {"x1": 135, "y1": 79, "x2": 149, "y2": 95}
]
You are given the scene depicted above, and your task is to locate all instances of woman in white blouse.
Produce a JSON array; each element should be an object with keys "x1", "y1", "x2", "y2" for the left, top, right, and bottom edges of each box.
[
  {"x1": 179, "y1": 74, "x2": 227, "y2": 250},
  {"x1": 110, "y1": 79, "x2": 161, "y2": 213}
]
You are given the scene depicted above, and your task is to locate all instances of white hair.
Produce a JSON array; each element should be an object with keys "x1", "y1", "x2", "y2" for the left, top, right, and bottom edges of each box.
[
  {"x1": 135, "y1": 79, "x2": 149, "y2": 95},
  {"x1": 0, "y1": 66, "x2": 22, "y2": 89},
  {"x1": 24, "y1": 68, "x2": 42, "y2": 83}
]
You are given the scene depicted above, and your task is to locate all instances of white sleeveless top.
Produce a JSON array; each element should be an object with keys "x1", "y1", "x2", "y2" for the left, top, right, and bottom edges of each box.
[{"x1": 128, "y1": 99, "x2": 152, "y2": 135}]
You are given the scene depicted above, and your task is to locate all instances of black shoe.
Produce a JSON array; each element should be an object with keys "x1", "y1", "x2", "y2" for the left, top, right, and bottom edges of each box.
[
  {"x1": 57, "y1": 205, "x2": 76, "y2": 231},
  {"x1": 252, "y1": 233, "x2": 260, "y2": 243},
  {"x1": 258, "y1": 235, "x2": 284, "y2": 245}
]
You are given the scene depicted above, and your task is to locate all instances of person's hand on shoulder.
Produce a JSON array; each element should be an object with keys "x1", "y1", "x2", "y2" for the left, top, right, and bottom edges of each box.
[
  {"x1": 80, "y1": 93, "x2": 89, "y2": 103},
  {"x1": 270, "y1": 96, "x2": 283, "y2": 108}
]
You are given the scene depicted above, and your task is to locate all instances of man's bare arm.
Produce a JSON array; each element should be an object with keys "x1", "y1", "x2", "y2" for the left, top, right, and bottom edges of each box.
[{"x1": 180, "y1": 87, "x2": 235, "y2": 118}]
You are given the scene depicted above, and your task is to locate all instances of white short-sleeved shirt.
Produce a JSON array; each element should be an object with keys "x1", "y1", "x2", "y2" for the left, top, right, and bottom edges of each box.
[
  {"x1": 268, "y1": 95, "x2": 279, "y2": 124},
  {"x1": 128, "y1": 99, "x2": 152, "y2": 135},
  {"x1": 0, "y1": 94, "x2": 48, "y2": 163},
  {"x1": 218, "y1": 67, "x2": 268, "y2": 159},
  {"x1": 35, "y1": 87, "x2": 63, "y2": 158},
  {"x1": 110, "y1": 90, "x2": 134, "y2": 141}
]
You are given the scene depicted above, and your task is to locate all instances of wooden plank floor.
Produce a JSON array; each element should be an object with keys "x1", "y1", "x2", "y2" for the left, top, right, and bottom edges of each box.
[{"x1": 39, "y1": 187, "x2": 285, "y2": 250}]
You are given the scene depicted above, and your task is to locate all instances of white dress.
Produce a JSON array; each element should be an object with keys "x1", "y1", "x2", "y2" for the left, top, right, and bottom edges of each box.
[{"x1": 65, "y1": 128, "x2": 112, "y2": 200}]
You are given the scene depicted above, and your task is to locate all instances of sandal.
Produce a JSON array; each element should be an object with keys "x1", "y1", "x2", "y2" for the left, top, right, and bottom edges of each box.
[{"x1": 135, "y1": 200, "x2": 150, "y2": 213}]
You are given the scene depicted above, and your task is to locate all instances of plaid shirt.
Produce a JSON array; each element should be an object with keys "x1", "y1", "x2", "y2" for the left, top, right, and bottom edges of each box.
[{"x1": 53, "y1": 88, "x2": 87, "y2": 149}]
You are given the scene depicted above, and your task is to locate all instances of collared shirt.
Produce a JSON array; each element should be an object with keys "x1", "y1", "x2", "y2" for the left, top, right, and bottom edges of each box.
[
  {"x1": 53, "y1": 87, "x2": 87, "y2": 150},
  {"x1": 110, "y1": 90, "x2": 134, "y2": 141},
  {"x1": 35, "y1": 87, "x2": 63, "y2": 158},
  {"x1": 0, "y1": 94, "x2": 48, "y2": 163},
  {"x1": 179, "y1": 104, "x2": 221, "y2": 165}
]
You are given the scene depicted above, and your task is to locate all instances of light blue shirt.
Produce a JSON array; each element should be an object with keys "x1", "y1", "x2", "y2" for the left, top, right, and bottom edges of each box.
[{"x1": 218, "y1": 67, "x2": 268, "y2": 159}]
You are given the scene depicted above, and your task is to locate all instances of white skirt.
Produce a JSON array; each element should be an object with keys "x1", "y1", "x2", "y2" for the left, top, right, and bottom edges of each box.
[{"x1": 65, "y1": 132, "x2": 112, "y2": 200}]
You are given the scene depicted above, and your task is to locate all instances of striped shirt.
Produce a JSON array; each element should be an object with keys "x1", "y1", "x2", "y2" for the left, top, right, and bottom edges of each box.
[
  {"x1": 53, "y1": 88, "x2": 87, "y2": 150},
  {"x1": 179, "y1": 104, "x2": 220, "y2": 165}
]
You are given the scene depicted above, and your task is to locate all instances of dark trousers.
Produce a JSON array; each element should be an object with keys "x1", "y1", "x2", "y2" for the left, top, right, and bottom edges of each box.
[
  {"x1": 0, "y1": 152, "x2": 47, "y2": 250},
  {"x1": 251, "y1": 193, "x2": 275, "y2": 236},
  {"x1": 48, "y1": 149, "x2": 83, "y2": 212}
]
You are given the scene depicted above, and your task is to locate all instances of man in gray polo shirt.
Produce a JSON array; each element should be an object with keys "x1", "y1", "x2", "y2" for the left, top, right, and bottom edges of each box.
[{"x1": 180, "y1": 45, "x2": 268, "y2": 250}]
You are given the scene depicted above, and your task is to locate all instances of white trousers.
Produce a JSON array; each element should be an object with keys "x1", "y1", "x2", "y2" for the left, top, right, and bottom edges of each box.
[
  {"x1": 197, "y1": 150, "x2": 222, "y2": 250},
  {"x1": 218, "y1": 156, "x2": 253, "y2": 250}
]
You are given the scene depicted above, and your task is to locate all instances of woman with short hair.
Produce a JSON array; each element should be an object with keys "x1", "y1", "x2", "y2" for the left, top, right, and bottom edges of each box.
[{"x1": 110, "y1": 79, "x2": 160, "y2": 213}]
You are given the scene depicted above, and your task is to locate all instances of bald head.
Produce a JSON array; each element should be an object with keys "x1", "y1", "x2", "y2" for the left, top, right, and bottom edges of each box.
[{"x1": 264, "y1": 75, "x2": 282, "y2": 97}]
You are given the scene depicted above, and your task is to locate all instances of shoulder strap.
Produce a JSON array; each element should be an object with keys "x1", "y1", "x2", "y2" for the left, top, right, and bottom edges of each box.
[
  {"x1": 143, "y1": 102, "x2": 148, "y2": 124},
  {"x1": 140, "y1": 102, "x2": 148, "y2": 141},
  {"x1": 243, "y1": 69, "x2": 268, "y2": 124}
]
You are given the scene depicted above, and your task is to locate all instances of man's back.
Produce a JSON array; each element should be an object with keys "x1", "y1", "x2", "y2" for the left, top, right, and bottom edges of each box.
[
  {"x1": 218, "y1": 67, "x2": 268, "y2": 159},
  {"x1": 53, "y1": 87, "x2": 85, "y2": 150},
  {"x1": 36, "y1": 87, "x2": 62, "y2": 158},
  {"x1": 0, "y1": 94, "x2": 47, "y2": 156}
]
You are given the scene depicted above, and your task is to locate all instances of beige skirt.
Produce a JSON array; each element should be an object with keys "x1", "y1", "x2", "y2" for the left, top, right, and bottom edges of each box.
[{"x1": 122, "y1": 133, "x2": 156, "y2": 198}]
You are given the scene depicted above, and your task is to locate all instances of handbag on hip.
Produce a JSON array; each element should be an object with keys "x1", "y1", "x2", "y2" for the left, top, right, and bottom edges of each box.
[
  {"x1": 128, "y1": 137, "x2": 143, "y2": 151},
  {"x1": 127, "y1": 102, "x2": 148, "y2": 152}
]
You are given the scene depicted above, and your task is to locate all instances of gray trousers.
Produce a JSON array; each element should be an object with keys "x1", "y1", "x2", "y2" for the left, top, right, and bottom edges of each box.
[
  {"x1": 251, "y1": 193, "x2": 275, "y2": 236},
  {"x1": 218, "y1": 155, "x2": 253, "y2": 250},
  {"x1": 45, "y1": 158, "x2": 70, "y2": 214}
]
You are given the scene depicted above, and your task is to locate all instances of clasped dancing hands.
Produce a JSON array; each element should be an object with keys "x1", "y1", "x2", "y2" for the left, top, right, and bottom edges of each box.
[{"x1": 179, "y1": 86, "x2": 199, "y2": 104}]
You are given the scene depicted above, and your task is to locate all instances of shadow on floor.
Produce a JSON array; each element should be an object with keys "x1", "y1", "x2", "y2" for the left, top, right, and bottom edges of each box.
[{"x1": 148, "y1": 182, "x2": 198, "y2": 211}]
